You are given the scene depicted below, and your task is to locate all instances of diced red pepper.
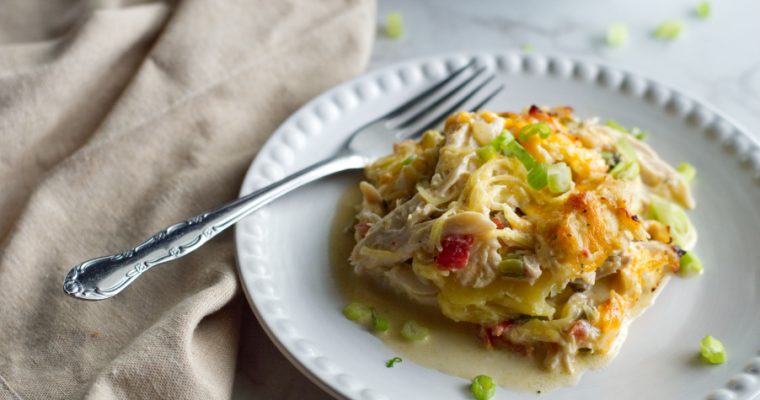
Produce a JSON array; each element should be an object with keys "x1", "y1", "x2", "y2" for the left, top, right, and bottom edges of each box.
[
  {"x1": 354, "y1": 222, "x2": 370, "y2": 238},
  {"x1": 528, "y1": 104, "x2": 542, "y2": 117},
  {"x1": 491, "y1": 217, "x2": 504, "y2": 230},
  {"x1": 435, "y1": 234, "x2": 474, "y2": 269},
  {"x1": 569, "y1": 320, "x2": 590, "y2": 340}
]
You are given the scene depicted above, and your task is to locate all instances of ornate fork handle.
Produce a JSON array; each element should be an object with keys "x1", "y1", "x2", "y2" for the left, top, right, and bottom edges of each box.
[{"x1": 63, "y1": 153, "x2": 365, "y2": 300}]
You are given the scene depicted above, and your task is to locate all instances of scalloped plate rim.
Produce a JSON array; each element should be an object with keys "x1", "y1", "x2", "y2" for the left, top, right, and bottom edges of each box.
[{"x1": 235, "y1": 50, "x2": 760, "y2": 400}]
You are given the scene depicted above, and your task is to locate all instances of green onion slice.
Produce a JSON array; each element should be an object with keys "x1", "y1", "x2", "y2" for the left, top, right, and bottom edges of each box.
[
  {"x1": 649, "y1": 195, "x2": 697, "y2": 249},
  {"x1": 401, "y1": 154, "x2": 416, "y2": 166},
  {"x1": 476, "y1": 146, "x2": 496, "y2": 161},
  {"x1": 385, "y1": 357, "x2": 403, "y2": 368},
  {"x1": 386, "y1": 12, "x2": 404, "y2": 39},
  {"x1": 654, "y1": 20, "x2": 684, "y2": 40},
  {"x1": 700, "y1": 335, "x2": 726, "y2": 364},
  {"x1": 610, "y1": 160, "x2": 640, "y2": 180},
  {"x1": 616, "y1": 137, "x2": 638, "y2": 161},
  {"x1": 504, "y1": 140, "x2": 536, "y2": 170},
  {"x1": 342, "y1": 302, "x2": 372, "y2": 323},
  {"x1": 696, "y1": 2, "x2": 711, "y2": 19},
  {"x1": 400, "y1": 320, "x2": 429, "y2": 341},
  {"x1": 679, "y1": 251, "x2": 703, "y2": 276},
  {"x1": 607, "y1": 23, "x2": 629, "y2": 47},
  {"x1": 371, "y1": 310, "x2": 389, "y2": 332},
  {"x1": 498, "y1": 257, "x2": 525, "y2": 277},
  {"x1": 491, "y1": 130, "x2": 514, "y2": 151},
  {"x1": 547, "y1": 162, "x2": 573, "y2": 194},
  {"x1": 606, "y1": 120, "x2": 628, "y2": 133},
  {"x1": 527, "y1": 163, "x2": 548, "y2": 190},
  {"x1": 519, "y1": 122, "x2": 551, "y2": 142},
  {"x1": 676, "y1": 162, "x2": 696, "y2": 182},
  {"x1": 470, "y1": 375, "x2": 496, "y2": 400}
]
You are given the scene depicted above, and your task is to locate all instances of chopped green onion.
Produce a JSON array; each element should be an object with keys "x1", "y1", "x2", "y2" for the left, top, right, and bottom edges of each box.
[
  {"x1": 499, "y1": 257, "x2": 525, "y2": 277},
  {"x1": 676, "y1": 162, "x2": 696, "y2": 182},
  {"x1": 631, "y1": 127, "x2": 648, "y2": 141},
  {"x1": 547, "y1": 162, "x2": 573, "y2": 194},
  {"x1": 649, "y1": 195, "x2": 696, "y2": 248},
  {"x1": 386, "y1": 12, "x2": 404, "y2": 39},
  {"x1": 470, "y1": 375, "x2": 496, "y2": 400},
  {"x1": 519, "y1": 122, "x2": 552, "y2": 142},
  {"x1": 696, "y1": 2, "x2": 711, "y2": 19},
  {"x1": 601, "y1": 151, "x2": 620, "y2": 168},
  {"x1": 700, "y1": 335, "x2": 726, "y2": 364},
  {"x1": 504, "y1": 140, "x2": 536, "y2": 170},
  {"x1": 491, "y1": 130, "x2": 514, "y2": 151},
  {"x1": 385, "y1": 356, "x2": 403, "y2": 368},
  {"x1": 616, "y1": 137, "x2": 638, "y2": 162},
  {"x1": 476, "y1": 146, "x2": 496, "y2": 161},
  {"x1": 400, "y1": 320, "x2": 429, "y2": 341},
  {"x1": 606, "y1": 120, "x2": 628, "y2": 133},
  {"x1": 610, "y1": 160, "x2": 640, "y2": 180},
  {"x1": 521, "y1": 43, "x2": 534, "y2": 53},
  {"x1": 527, "y1": 163, "x2": 548, "y2": 190},
  {"x1": 607, "y1": 23, "x2": 629, "y2": 47},
  {"x1": 654, "y1": 20, "x2": 684, "y2": 40},
  {"x1": 342, "y1": 302, "x2": 372, "y2": 323},
  {"x1": 607, "y1": 120, "x2": 648, "y2": 140},
  {"x1": 371, "y1": 310, "x2": 389, "y2": 332},
  {"x1": 401, "y1": 154, "x2": 416, "y2": 166},
  {"x1": 679, "y1": 251, "x2": 703, "y2": 276}
]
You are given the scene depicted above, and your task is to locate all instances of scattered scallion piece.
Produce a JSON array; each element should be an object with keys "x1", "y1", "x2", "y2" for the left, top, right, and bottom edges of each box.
[
  {"x1": 631, "y1": 127, "x2": 648, "y2": 141},
  {"x1": 607, "y1": 23, "x2": 629, "y2": 47},
  {"x1": 610, "y1": 160, "x2": 640, "y2": 180},
  {"x1": 504, "y1": 140, "x2": 536, "y2": 170},
  {"x1": 610, "y1": 138, "x2": 640, "y2": 180},
  {"x1": 519, "y1": 122, "x2": 551, "y2": 142},
  {"x1": 476, "y1": 146, "x2": 496, "y2": 161},
  {"x1": 696, "y1": 2, "x2": 711, "y2": 19},
  {"x1": 371, "y1": 310, "x2": 389, "y2": 332},
  {"x1": 654, "y1": 20, "x2": 684, "y2": 40},
  {"x1": 607, "y1": 120, "x2": 648, "y2": 140},
  {"x1": 616, "y1": 137, "x2": 638, "y2": 162},
  {"x1": 700, "y1": 335, "x2": 726, "y2": 364},
  {"x1": 400, "y1": 320, "x2": 429, "y2": 341},
  {"x1": 491, "y1": 130, "x2": 513, "y2": 151},
  {"x1": 601, "y1": 151, "x2": 620, "y2": 168},
  {"x1": 470, "y1": 375, "x2": 496, "y2": 400},
  {"x1": 401, "y1": 154, "x2": 417, "y2": 166},
  {"x1": 679, "y1": 251, "x2": 703, "y2": 276},
  {"x1": 527, "y1": 163, "x2": 548, "y2": 190},
  {"x1": 342, "y1": 302, "x2": 372, "y2": 323},
  {"x1": 499, "y1": 257, "x2": 525, "y2": 277},
  {"x1": 385, "y1": 357, "x2": 403, "y2": 368},
  {"x1": 386, "y1": 12, "x2": 404, "y2": 39},
  {"x1": 547, "y1": 162, "x2": 573, "y2": 194},
  {"x1": 676, "y1": 162, "x2": 697, "y2": 182},
  {"x1": 606, "y1": 119, "x2": 628, "y2": 133},
  {"x1": 649, "y1": 195, "x2": 696, "y2": 248}
]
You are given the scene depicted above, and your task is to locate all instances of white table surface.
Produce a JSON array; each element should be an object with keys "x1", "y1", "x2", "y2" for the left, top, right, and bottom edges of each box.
[{"x1": 233, "y1": 0, "x2": 760, "y2": 398}]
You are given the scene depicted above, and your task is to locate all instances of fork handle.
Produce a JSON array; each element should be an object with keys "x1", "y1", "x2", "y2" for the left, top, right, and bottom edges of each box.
[{"x1": 63, "y1": 152, "x2": 366, "y2": 300}]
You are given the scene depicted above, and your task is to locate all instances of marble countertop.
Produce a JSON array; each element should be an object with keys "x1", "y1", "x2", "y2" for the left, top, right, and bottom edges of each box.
[{"x1": 234, "y1": 1, "x2": 759, "y2": 398}]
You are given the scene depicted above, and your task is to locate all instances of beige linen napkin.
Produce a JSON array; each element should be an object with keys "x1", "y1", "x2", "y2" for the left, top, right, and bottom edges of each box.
[{"x1": 0, "y1": 0, "x2": 374, "y2": 398}]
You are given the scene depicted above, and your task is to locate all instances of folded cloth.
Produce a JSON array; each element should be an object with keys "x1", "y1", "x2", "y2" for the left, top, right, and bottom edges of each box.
[{"x1": 0, "y1": 0, "x2": 374, "y2": 398}]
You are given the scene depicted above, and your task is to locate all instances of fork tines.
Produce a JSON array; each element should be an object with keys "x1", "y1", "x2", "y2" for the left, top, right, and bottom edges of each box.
[{"x1": 385, "y1": 59, "x2": 504, "y2": 139}]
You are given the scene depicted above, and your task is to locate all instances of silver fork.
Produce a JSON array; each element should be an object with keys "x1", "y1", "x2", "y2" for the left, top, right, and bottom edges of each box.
[{"x1": 62, "y1": 60, "x2": 504, "y2": 300}]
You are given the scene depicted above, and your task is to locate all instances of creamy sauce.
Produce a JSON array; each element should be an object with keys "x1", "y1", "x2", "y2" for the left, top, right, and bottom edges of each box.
[{"x1": 330, "y1": 187, "x2": 667, "y2": 393}]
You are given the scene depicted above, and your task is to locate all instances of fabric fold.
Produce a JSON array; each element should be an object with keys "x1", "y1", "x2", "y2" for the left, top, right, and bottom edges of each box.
[{"x1": 0, "y1": 0, "x2": 375, "y2": 398}]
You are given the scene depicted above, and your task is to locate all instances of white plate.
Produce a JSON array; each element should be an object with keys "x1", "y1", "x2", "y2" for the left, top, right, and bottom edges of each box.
[{"x1": 235, "y1": 52, "x2": 760, "y2": 400}]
